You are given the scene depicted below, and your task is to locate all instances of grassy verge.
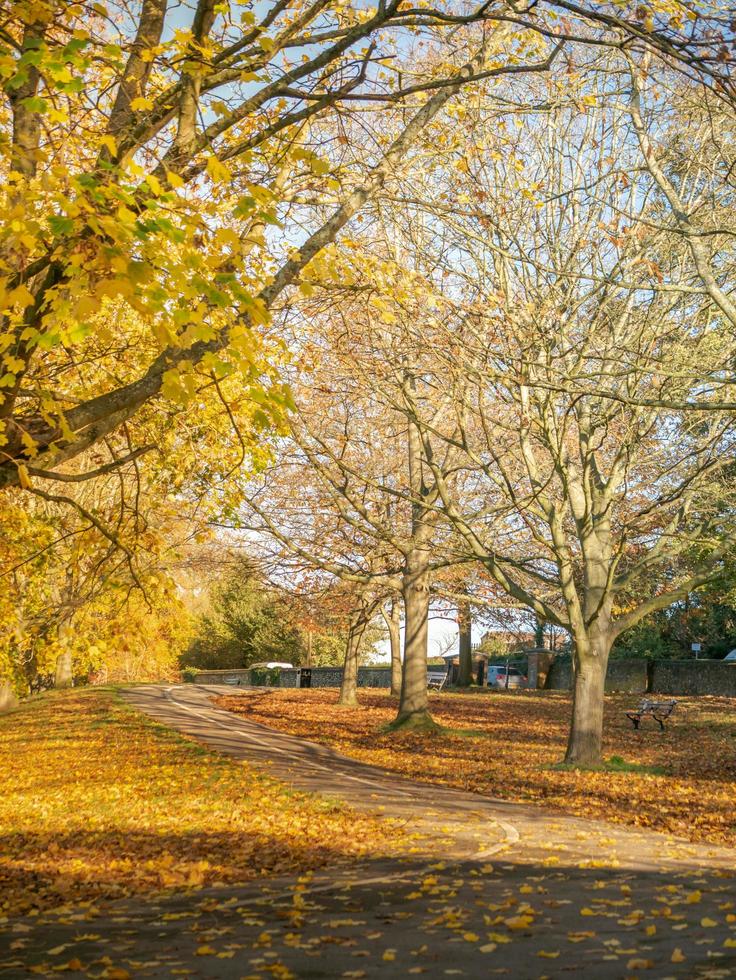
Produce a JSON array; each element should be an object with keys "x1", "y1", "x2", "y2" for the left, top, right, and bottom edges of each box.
[
  {"x1": 0, "y1": 688, "x2": 400, "y2": 917},
  {"x1": 217, "y1": 689, "x2": 736, "y2": 847}
]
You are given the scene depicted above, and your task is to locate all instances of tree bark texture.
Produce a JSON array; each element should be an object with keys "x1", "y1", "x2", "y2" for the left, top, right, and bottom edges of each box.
[
  {"x1": 564, "y1": 633, "x2": 612, "y2": 764},
  {"x1": 382, "y1": 599, "x2": 402, "y2": 697},
  {"x1": 338, "y1": 607, "x2": 368, "y2": 706},
  {"x1": 457, "y1": 602, "x2": 473, "y2": 687}
]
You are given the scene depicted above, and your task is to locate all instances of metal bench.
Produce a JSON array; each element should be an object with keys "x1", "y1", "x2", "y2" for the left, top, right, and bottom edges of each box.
[
  {"x1": 427, "y1": 673, "x2": 448, "y2": 691},
  {"x1": 626, "y1": 698, "x2": 677, "y2": 731}
]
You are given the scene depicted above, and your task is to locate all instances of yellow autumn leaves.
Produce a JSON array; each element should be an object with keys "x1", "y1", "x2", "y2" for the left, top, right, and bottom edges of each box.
[{"x1": 0, "y1": 688, "x2": 402, "y2": 916}]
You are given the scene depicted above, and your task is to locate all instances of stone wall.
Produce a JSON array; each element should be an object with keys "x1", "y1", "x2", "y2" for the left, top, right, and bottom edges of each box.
[
  {"x1": 184, "y1": 668, "x2": 252, "y2": 686},
  {"x1": 358, "y1": 667, "x2": 392, "y2": 688},
  {"x1": 290, "y1": 667, "x2": 392, "y2": 688},
  {"x1": 186, "y1": 666, "x2": 393, "y2": 689},
  {"x1": 545, "y1": 657, "x2": 736, "y2": 696},
  {"x1": 186, "y1": 659, "x2": 736, "y2": 696},
  {"x1": 651, "y1": 660, "x2": 736, "y2": 697},
  {"x1": 545, "y1": 658, "x2": 648, "y2": 693},
  {"x1": 309, "y1": 667, "x2": 343, "y2": 687}
]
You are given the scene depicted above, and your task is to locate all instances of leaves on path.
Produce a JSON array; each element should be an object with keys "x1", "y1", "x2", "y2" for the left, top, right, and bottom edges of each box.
[
  {"x1": 0, "y1": 690, "x2": 401, "y2": 916},
  {"x1": 218, "y1": 689, "x2": 736, "y2": 847}
]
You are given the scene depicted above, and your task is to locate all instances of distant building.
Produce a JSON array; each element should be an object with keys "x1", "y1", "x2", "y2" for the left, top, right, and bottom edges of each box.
[{"x1": 476, "y1": 630, "x2": 536, "y2": 654}]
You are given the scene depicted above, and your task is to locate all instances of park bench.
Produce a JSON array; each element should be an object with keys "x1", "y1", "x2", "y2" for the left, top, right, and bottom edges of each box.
[
  {"x1": 427, "y1": 672, "x2": 448, "y2": 691},
  {"x1": 625, "y1": 698, "x2": 677, "y2": 731}
]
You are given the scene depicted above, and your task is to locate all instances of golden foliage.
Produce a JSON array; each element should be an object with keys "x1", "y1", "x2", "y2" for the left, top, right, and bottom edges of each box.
[{"x1": 0, "y1": 689, "x2": 400, "y2": 916}]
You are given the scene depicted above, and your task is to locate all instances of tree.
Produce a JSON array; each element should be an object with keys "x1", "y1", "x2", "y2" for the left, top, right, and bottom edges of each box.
[
  {"x1": 245, "y1": 242, "x2": 476, "y2": 725},
  {"x1": 2, "y1": 1, "x2": 731, "y2": 493},
  {"x1": 380, "y1": 598, "x2": 403, "y2": 697},
  {"x1": 611, "y1": 551, "x2": 736, "y2": 661},
  {"x1": 372, "y1": 62, "x2": 736, "y2": 761},
  {"x1": 457, "y1": 599, "x2": 474, "y2": 687},
  {"x1": 0, "y1": 487, "x2": 193, "y2": 694},
  {"x1": 187, "y1": 559, "x2": 305, "y2": 668}
]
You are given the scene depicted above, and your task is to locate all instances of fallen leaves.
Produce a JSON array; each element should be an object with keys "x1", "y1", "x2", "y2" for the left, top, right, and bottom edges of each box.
[
  {"x1": 0, "y1": 689, "x2": 402, "y2": 916},
  {"x1": 217, "y1": 690, "x2": 736, "y2": 847},
  {"x1": 504, "y1": 915, "x2": 534, "y2": 930}
]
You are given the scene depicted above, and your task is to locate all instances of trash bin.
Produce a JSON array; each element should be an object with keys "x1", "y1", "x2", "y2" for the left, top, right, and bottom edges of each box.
[{"x1": 299, "y1": 668, "x2": 312, "y2": 689}]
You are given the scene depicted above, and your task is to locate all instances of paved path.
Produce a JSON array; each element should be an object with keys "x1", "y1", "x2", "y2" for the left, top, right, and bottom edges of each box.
[{"x1": 1, "y1": 684, "x2": 735, "y2": 979}]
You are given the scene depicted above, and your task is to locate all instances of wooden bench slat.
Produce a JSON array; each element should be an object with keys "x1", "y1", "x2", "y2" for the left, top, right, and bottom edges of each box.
[{"x1": 625, "y1": 698, "x2": 677, "y2": 730}]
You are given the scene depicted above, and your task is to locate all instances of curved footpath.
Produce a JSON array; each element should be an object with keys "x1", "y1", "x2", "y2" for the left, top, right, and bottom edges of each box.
[{"x1": 1, "y1": 683, "x2": 735, "y2": 979}]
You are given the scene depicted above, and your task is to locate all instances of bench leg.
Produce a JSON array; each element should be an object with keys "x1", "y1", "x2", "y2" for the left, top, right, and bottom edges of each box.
[
  {"x1": 654, "y1": 716, "x2": 665, "y2": 731},
  {"x1": 626, "y1": 714, "x2": 641, "y2": 730}
]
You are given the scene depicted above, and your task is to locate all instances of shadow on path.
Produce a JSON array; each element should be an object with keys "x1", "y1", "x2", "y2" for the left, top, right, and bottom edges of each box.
[{"x1": 1, "y1": 684, "x2": 734, "y2": 979}]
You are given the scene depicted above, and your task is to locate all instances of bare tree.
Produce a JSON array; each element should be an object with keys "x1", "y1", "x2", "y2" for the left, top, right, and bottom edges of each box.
[
  {"x1": 374, "y1": 65, "x2": 736, "y2": 761},
  {"x1": 229, "y1": 271, "x2": 469, "y2": 723}
]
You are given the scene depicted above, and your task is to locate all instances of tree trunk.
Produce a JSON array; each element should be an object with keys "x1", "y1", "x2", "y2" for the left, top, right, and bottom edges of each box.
[
  {"x1": 0, "y1": 682, "x2": 18, "y2": 713},
  {"x1": 305, "y1": 629, "x2": 313, "y2": 668},
  {"x1": 534, "y1": 617, "x2": 545, "y2": 648},
  {"x1": 392, "y1": 560, "x2": 437, "y2": 730},
  {"x1": 390, "y1": 373, "x2": 437, "y2": 731},
  {"x1": 54, "y1": 648, "x2": 73, "y2": 689},
  {"x1": 54, "y1": 570, "x2": 75, "y2": 690},
  {"x1": 338, "y1": 608, "x2": 367, "y2": 707},
  {"x1": 382, "y1": 599, "x2": 402, "y2": 697},
  {"x1": 564, "y1": 634, "x2": 611, "y2": 765},
  {"x1": 457, "y1": 602, "x2": 473, "y2": 687},
  {"x1": 54, "y1": 603, "x2": 75, "y2": 689}
]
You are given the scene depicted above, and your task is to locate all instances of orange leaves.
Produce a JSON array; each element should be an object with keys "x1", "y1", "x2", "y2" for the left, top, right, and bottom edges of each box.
[
  {"x1": 0, "y1": 690, "x2": 401, "y2": 916},
  {"x1": 217, "y1": 689, "x2": 736, "y2": 849}
]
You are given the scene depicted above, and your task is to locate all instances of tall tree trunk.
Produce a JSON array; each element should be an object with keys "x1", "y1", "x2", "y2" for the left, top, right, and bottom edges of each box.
[
  {"x1": 54, "y1": 574, "x2": 75, "y2": 690},
  {"x1": 338, "y1": 607, "x2": 368, "y2": 707},
  {"x1": 0, "y1": 682, "x2": 18, "y2": 713},
  {"x1": 54, "y1": 649, "x2": 73, "y2": 689},
  {"x1": 393, "y1": 556, "x2": 436, "y2": 729},
  {"x1": 391, "y1": 370, "x2": 437, "y2": 730},
  {"x1": 534, "y1": 617, "x2": 545, "y2": 648},
  {"x1": 457, "y1": 601, "x2": 473, "y2": 687},
  {"x1": 382, "y1": 599, "x2": 402, "y2": 697},
  {"x1": 564, "y1": 632, "x2": 612, "y2": 764},
  {"x1": 305, "y1": 629, "x2": 313, "y2": 668}
]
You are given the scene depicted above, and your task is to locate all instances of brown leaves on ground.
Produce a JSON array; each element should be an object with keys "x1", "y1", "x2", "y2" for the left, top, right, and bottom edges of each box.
[
  {"x1": 0, "y1": 689, "x2": 400, "y2": 917},
  {"x1": 217, "y1": 689, "x2": 736, "y2": 847}
]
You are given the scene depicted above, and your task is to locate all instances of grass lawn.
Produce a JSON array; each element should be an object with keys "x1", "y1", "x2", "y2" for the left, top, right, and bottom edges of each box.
[
  {"x1": 0, "y1": 688, "x2": 400, "y2": 917},
  {"x1": 217, "y1": 689, "x2": 736, "y2": 847}
]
